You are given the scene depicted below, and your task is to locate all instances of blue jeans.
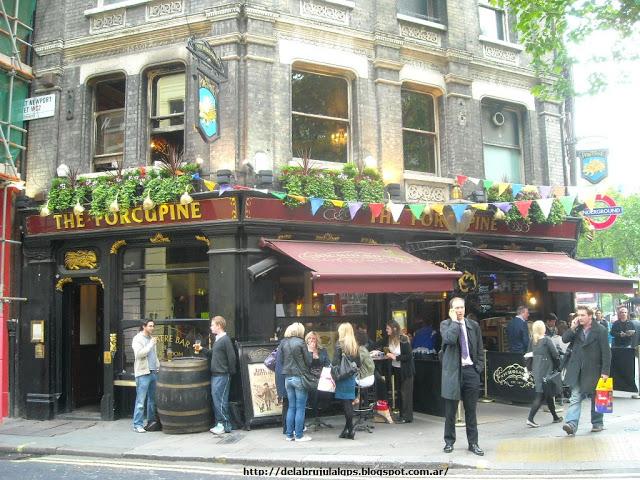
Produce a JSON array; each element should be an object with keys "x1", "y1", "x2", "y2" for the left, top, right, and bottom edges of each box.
[
  {"x1": 565, "y1": 386, "x2": 603, "y2": 430},
  {"x1": 211, "y1": 374, "x2": 232, "y2": 432},
  {"x1": 133, "y1": 372, "x2": 157, "y2": 428},
  {"x1": 285, "y1": 376, "x2": 308, "y2": 439}
]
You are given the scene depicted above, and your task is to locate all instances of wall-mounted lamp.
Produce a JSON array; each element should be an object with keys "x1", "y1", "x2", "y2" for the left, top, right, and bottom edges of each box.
[
  {"x1": 56, "y1": 164, "x2": 70, "y2": 177},
  {"x1": 195, "y1": 155, "x2": 204, "y2": 165},
  {"x1": 216, "y1": 169, "x2": 234, "y2": 185},
  {"x1": 255, "y1": 170, "x2": 274, "y2": 189},
  {"x1": 529, "y1": 296, "x2": 537, "y2": 306},
  {"x1": 363, "y1": 155, "x2": 376, "y2": 169}
]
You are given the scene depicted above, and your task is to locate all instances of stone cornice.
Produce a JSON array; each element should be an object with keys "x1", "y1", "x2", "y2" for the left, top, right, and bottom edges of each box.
[
  {"x1": 374, "y1": 32, "x2": 403, "y2": 48},
  {"x1": 204, "y1": 5, "x2": 241, "y2": 21},
  {"x1": 245, "y1": 6, "x2": 280, "y2": 22},
  {"x1": 243, "y1": 33, "x2": 277, "y2": 47},
  {"x1": 444, "y1": 73, "x2": 473, "y2": 86},
  {"x1": 33, "y1": 39, "x2": 64, "y2": 56},
  {"x1": 372, "y1": 58, "x2": 403, "y2": 71}
]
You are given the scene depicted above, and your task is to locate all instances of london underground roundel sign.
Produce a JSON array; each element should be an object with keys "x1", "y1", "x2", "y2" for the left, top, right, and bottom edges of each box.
[{"x1": 583, "y1": 194, "x2": 623, "y2": 230}]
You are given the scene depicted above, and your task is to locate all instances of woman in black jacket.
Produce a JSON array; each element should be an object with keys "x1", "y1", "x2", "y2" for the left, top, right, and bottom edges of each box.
[
  {"x1": 374, "y1": 320, "x2": 415, "y2": 423},
  {"x1": 526, "y1": 320, "x2": 562, "y2": 427}
]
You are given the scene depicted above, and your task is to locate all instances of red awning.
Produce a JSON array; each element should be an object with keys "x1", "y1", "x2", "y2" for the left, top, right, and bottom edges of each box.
[
  {"x1": 261, "y1": 239, "x2": 461, "y2": 294},
  {"x1": 476, "y1": 249, "x2": 637, "y2": 293}
]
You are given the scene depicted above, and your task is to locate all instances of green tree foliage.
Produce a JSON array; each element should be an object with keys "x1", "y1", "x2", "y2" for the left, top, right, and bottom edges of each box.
[
  {"x1": 577, "y1": 192, "x2": 640, "y2": 276},
  {"x1": 494, "y1": 0, "x2": 639, "y2": 98}
]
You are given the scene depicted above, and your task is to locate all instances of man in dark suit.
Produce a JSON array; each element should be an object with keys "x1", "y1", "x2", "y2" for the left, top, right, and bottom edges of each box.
[
  {"x1": 506, "y1": 306, "x2": 530, "y2": 353},
  {"x1": 440, "y1": 297, "x2": 485, "y2": 456},
  {"x1": 561, "y1": 305, "x2": 611, "y2": 435}
]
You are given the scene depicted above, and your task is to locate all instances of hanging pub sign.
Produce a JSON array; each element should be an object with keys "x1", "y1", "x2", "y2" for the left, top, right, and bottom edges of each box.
[
  {"x1": 187, "y1": 37, "x2": 228, "y2": 143},
  {"x1": 578, "y1": 148, "x2": 608, "y2": 184}
]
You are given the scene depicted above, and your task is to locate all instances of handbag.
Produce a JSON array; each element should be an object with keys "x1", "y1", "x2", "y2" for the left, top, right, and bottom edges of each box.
[
  {"x1": 331, "y1": 353, "x2": 358, "y2": 382},
  {"x1": 264, "y1": 349, "x2": 277, "y2": 371},
  {"x1": 292, "y1": 347, "x2": 318, "y2": 391},
  {"x1": 542, "y1": 370, "x2": 563, "y2": 397},
  {"x1": 317, "y1": 366, "x2": 336, "y2": 392}
]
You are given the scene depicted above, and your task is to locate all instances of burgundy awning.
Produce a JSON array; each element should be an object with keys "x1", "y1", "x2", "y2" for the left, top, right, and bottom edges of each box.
[
  {"x1": 476, "y1": 249, "x2": 637, "y2": 294},
  {"x1": 261, "y1": 239, "x2": 461, "y2": 293}
]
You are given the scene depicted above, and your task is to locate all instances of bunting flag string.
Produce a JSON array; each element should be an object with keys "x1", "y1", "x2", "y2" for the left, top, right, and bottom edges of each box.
[
  {"x1": 536, "y1": 198, "x2": 554, "y2": 219},
  {"x1": 369, "y1": 203, "x2": 384, "y2": 219},
  {"x1": 310, "y1": 197, "x2": 324, "y2": 216},
  {"x1": 408, "y1": 203, "x2": 426, "y2": 220},
  {"x1": 389, "y1": 202, "x2": 405, "y2": 222},
  {"x1": 515, "y1": 200, "x2": 533, "y2": 218},
  {"x1": 450, "y1": 204, "x2": 468, "y2": 223},
  {"x1": 347, "y1": 201, "x2": 363, "y2": 219}
]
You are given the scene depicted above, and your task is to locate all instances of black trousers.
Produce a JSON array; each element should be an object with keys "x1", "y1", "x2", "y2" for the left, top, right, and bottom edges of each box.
[
  {"x1": 528, "y1": 392, "x2": 559, "y2": 421},
  {"x1": 392, "y1": 368, "x2": 414, "y2": 422},
  {"x1": 444, "y1": 366, "x2": 481, "y2": 446}
]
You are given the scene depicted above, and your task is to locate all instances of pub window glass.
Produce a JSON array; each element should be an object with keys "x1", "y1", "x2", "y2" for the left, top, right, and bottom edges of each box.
[
  {"x1": 478, "y1": 2, "x2": 507, "y2": 41},
  {"x1": 92, "y1": 76, "x2": 126, "y2": 172},
  {"x1": 149, "y1": 69, "x2": 185, "y2": 164},
  {"x1": 402, "y1": 89, "x2": 438, "y2": 174},
  {"x1": 291, "y1": 69, "x2": 350, "y2": 163},
  {"x1": 481, "y1": 99, "x2": 524, "y2": 183},
  {"x1": 398, "y1": 0, "x2": 446, "y2": 24}
]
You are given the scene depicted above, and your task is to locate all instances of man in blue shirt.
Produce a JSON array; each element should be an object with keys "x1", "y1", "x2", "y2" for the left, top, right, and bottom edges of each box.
[{"x1": 506, "y1": 306, "x2": 530, "y2": 353}]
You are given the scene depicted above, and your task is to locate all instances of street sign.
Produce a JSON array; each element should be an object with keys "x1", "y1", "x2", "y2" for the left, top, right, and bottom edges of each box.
[
  {"x1": 23, "y1": 94, "x2": 56, "y2": 120},
  {"x1": 583, "y1": 194, "x2": 623, "y2": 230}
]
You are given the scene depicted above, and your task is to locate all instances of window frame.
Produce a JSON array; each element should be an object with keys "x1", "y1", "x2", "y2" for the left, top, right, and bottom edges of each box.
[
  {"x1": 398, "y1": 0, "x2": 447, "y2": 26},
  {"x1": 481, "y1": 100, "x2": 525, "y2": 184},
  {"x1": 90, "y1": 75, "x2": 127, "y2": 172},
  {"x1": 401, "y1": 86, "x2": 440, "y2": 176},
  {"x1": 290, "y1": 66, "x2": 352, "y2": 165},
  {"x1": 478, "y1": 2, "x2": 508, "y2": 42},
  {"x1": 146, "y1": 64, "x2": 187, "y2": 165}
]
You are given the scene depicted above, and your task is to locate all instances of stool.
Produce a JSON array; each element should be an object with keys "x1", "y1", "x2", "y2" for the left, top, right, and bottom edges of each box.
[{"x1": 353, "y1": 384, "x2": 375, "y2": 433}]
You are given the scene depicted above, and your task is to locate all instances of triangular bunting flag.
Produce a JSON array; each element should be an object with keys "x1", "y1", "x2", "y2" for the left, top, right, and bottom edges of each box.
[
  {"x1": 218, "y1": 184, "x2": 233, "y2": 196},
  {"x1": 270, "y1": 191, "x2": 287, "y2": 200},
  {"x1": 483, "y1": 179, "x2": 494, "y2": 190},
  {"x1": 583, "y1": 195, "x2": 597, "y2": 211},
  {"x1": 385, "y1": 200, "x2": 394, "y2": 213},
  {"x1": 390, "y1": 203, "x2": 405, "y2": 222},
  {"x1": 408, "y1": 203, "x2": 426, "y2": 220},
  {"x1": 203, "y1": 179, "x2": 217, "y2": 191},
  {"x1": 552, "y1": 186, "x2": 566, "y2": 198},
  {"x1": 288, "y1": 194, "x2": 306, "y2": 203},
  {"x1": 467, "y1": 177, "x2": 480, "y2": 187},
  {"x1": 369, "y1": 203, "x2": 384, "y2": 219},
  {"x1": 330, "y1": 199, "x2": 345, "y2": 208},
  {"x1": 515, "y1": 200, "x2": 533, "y2": 218},
  {"x1": 567, "y1": 186, "x2": 579, "y2": 197},
  {"x1": 255, "y1": 188, "x2": 269, "y2": 194},
  {"x1": 536, "y1": 198, "x2": 554, "y2": 219},
  {"x1": 496, "y1": 202, "x2": 511, "y2": 213},
  {"x1": 471, "y1": 203, "x2": 489, "y2": 211},
  {"x1": 497, "y1": 183, "x2": 509, "y2": 196},
  {"x1": 450, "y1": 204, "x2": 468, "y2": 223},
  {"x1": 310, "y1": 197, "x2": 324, "y2": 216},
  {"x1": 347, "y1": 201, "x2": 363, "y2": 219},
  {"x1": 431, "y1": 204, "x2": 445, "y2": 216},
  {"x1": 559, "y1": 195, "x2": 575, "y2": 215},
  {"x1": 523, "y1": 184, "x2": 538, "y2": 193},
  {"x1": 538, "y1": 185, "x2": 552, "y2": 199},
  {"x1": 456, "y1": 175, "x2": 468, "y2": 186},
  {"x1": 512, "y1": 184, "x2": 523, "y2": 197}
]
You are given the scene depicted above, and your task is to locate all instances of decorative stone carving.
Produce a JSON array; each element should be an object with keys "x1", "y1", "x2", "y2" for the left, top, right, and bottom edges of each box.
[
  {"x1": 399, "y1": 24, "x2": 441, "y2": 47},
  {"x1": 90, "y1": 10, "x2": 125, "y2": 34},
  {"x1": 147, "y1": 1, "x2": 184, "y2": 22},
  {"x1": 300, "y1": 0, "x2": 349, "y2": 26},
  {"x1": 64, "y1": 250, "x2": 98, "y2": 270},
  {"x1": 406, "y1": 183, "x2": 449, "y2": 203},
  {"x1": 55, "y1": 277, "x2": 73, "y2": 292},
  {"x1": 110, "y1": 240, "x2": 126, "y2": 255},
  {"x1": 150, "y1": 232, "x2": 170, "y2": 244},
  {"x1": 483, "y1": 45, "x2": 518, "y2": 65},
  {"x1": 90, "y1": 276, "x2": 105, "y2": 289},
  {"x1": 33, "y1": 39, "x2": 64, "y2": 56},
  {"x1": 195, "y1": 235, "x2": 211, "y2": 247},
  {"x1": 24, "y1": 247, "x2": 53, "y2": 262},
  {"x1": 315, "y1": 233, "x2": 340, "y2": 242}
]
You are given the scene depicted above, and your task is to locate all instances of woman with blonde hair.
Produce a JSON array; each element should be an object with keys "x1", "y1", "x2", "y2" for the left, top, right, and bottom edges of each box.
[
  {"x1": 280, "y1": 322, "x2": 312, "y2": 441},
  {"x1": 526, "y1": 320, "x2": 562, "y2": 427},
  {"x1": 334, "y1": 322, "x2": 361, "y2": 439}
]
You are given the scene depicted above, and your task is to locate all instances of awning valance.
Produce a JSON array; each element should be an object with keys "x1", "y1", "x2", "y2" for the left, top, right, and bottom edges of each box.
[
  {"x1": 476, "y1": 249, "x2": 637, "y2": 294},
  {"x1": 261, "y1": 239, "x2": 461, "y2": 294}
]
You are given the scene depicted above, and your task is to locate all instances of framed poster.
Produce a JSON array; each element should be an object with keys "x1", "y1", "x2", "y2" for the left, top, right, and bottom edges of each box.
[
  {"x1": 237, "y1": 341, "x2": 281, "y2": 430},
  {"x1": 392, "y1": 310, "x2": 407, "y2": 333}
]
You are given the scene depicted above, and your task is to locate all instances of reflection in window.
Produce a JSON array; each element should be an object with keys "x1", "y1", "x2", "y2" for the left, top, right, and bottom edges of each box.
[
  {"x1": 399, "y1": 0, "x2": 446, "y2": 24},
  {"x1": 402, "y1": 89, "x2": 438, "y2": 174},
  {"x1": 93, "y1": 76, "x2": 126, "y2": 172},
  {"x1": 291, "y1": 70, "x2": 349, "y2": 163},
  {"x1": 479, "y1": 4, "x2": 507, "y2": 41},
  {"x1": 149, "y1": 70, "x2": 185, "y2": 164},
  {"x1": 481, "y1": 100, "x2": 523, "y2": 183}
]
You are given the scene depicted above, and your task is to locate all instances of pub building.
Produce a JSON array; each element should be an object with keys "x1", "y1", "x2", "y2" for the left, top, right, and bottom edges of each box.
[{"x1": 16, "y1": 188, "x2": 635, "y2": 421}]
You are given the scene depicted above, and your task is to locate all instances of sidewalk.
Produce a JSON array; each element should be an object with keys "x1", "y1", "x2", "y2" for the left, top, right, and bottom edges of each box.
[{"x1": 1, "y1": 394, "x2": 639, "y2": 473}]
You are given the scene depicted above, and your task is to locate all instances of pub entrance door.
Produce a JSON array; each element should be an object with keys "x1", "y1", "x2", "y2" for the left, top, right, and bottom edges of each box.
[{"x1": 62, "y1": 282, "x2": 104, "y2": 412}]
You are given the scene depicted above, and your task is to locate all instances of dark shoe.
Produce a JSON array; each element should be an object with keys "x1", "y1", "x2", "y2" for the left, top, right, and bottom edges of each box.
[
  {"x1": 591, "y1": 425, "x2": 603, "y2": 433},
  {"x1": 443, "y1": 443, "x2": 454, "y2": 453},
  {"x1": 562, "y1": 423, "x2": 576, "y2": 436},
  {"x1": 339, "y1": 427, "x2": 348, "y2": 439},
  {"x1": 346, "y1": 428, "x2": 355, "y2": 440},
  {"x1": 144, "y1": 421, "x2": 162, "y2": 432},
  {"x1": 468, "y1": 444, "x2": 484, "y2": 456},
  {"x1": 552, "y1": 416, "x2": 563, "y2": 423},
  {"x1": 395, "y1": 418, "x2": 408, "y2": 424}
]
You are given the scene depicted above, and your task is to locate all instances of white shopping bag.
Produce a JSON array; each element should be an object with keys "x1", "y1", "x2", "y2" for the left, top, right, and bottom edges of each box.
[{"x1": 317, "y1": 366, "x2": 336, "y2": 393}]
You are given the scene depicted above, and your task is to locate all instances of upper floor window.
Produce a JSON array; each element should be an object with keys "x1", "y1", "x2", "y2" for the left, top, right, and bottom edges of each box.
[
  {"x1": 92, "y1": 76, "x2": 126, "y2": 172},
  {"x1": 402, "y1": 89, "x2": 438, "y2": 174},
  {"x1": 481, "y1": 100, "x2": 523, "y2": 183},
  {"x1": 149, "y1": 69, "x2": 185, "y2": 164},
  {"x1": 399, "y1": 0, "x2": 446, "y2": 24},
  {"x1": 479, "y1": 3, "x2": 507, "y2": 41},
  {"x1": 291, "y1": 69, "x2": 350, "y2": 163}
]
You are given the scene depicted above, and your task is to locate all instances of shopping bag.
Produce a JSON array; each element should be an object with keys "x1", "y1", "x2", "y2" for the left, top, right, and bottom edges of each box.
[
  {"x1": 595, "y1": 377, "x2": 613, "y2": 414},
  {"x1": 317, "y1": 366, "x2": 336, "y2": 393}
]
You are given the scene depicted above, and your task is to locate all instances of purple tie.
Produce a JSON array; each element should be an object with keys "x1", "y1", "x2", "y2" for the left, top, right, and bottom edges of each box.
[{"x1": 459, "y1": 322, "x2": 470, "y2": 359}]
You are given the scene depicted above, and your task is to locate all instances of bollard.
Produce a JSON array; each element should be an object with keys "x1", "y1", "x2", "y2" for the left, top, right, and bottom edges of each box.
[
  {"x1": 455, "y1": 401, "x2": 465, "y2": 427},
  {"x1": 479, "y1": 349, "x2": 494, "y2": 403}
]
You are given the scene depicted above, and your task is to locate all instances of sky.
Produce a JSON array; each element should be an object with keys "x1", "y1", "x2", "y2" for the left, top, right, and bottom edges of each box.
[{"x1": 571, "y1": 30, "x2": 640, "y2": 194}]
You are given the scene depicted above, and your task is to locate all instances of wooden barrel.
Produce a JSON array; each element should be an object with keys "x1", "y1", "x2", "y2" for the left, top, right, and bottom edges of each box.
[{"x1": 156, "y1": 357, "x2": 212, "y2": 434}]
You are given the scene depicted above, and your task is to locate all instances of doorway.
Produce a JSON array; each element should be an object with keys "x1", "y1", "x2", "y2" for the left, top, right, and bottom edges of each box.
[{"x1": 62, "y1": 283, "x2": 104, "y2": 411}]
